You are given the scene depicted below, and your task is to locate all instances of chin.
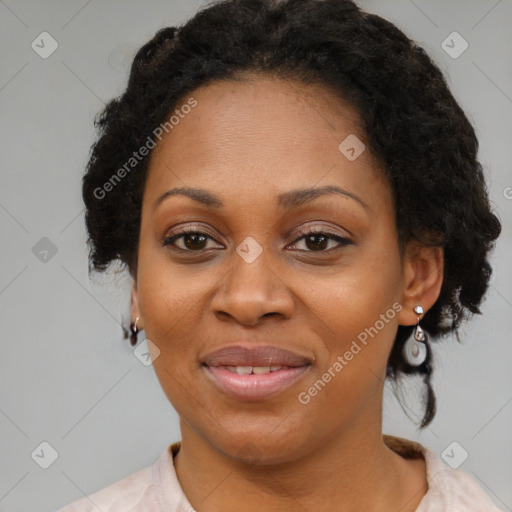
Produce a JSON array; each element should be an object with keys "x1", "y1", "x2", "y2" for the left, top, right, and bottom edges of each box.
[{"x1": 208, "y1": 427, "x2": 311, "y2": 467}]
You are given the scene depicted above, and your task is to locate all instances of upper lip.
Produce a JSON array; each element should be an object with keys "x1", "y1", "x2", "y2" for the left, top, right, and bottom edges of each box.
[{"x1": 202, "y1": 345, "x2": 312, "y2": 367}]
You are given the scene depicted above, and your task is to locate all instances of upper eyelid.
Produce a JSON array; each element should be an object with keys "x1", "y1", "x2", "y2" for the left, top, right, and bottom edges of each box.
[
  {"x1": 163, "y1": 225, "x2": 352, "y2": 249},
  {"x1": 164, "y1": 225, "x2": 347, "y2": 240}
]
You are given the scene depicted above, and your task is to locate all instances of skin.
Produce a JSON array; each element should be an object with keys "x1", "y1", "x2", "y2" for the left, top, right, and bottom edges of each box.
[{"x1": 130, "y1": 73, "x2": 444, "y2": 512}]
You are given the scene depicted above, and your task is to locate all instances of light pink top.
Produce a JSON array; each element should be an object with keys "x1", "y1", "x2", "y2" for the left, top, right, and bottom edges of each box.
[{"x1": 57, "y1": 435, "x2": 503, "y2": 511}]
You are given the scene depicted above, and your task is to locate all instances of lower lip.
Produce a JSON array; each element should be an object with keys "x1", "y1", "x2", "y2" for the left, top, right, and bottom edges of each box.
[{"x1": 204, "y1": 365, "x2": 310, "y2": 401}]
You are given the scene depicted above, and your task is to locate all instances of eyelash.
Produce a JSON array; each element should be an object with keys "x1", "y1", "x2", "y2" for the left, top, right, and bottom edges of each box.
[
  {"x1": 162, "y1": 225, "x2": 353, "y2": 253},
  {"x1": 292, "y1": 226, "x2": 353, "y2": 251}
]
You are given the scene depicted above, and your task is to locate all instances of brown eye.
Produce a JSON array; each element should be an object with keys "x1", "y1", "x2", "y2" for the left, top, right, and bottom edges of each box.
[
  {"x1": 289, "y1": 228, "x2": 353, "y2": 252},
  {"x1": 163, "y1": 227, "x2": 222, "y2": 252}
]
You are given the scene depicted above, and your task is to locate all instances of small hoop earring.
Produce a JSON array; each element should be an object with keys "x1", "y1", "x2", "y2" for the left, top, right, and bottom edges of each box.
[
  {"x1": 129, "y1": 316, "x2": 140, "y2": 346},
  {"x1": 402, "y1": 305, "x2": 427, "y2": 366}
]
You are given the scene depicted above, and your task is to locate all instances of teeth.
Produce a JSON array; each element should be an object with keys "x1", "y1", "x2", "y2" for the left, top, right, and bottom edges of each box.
[
  {"x1": 252, "y1": 366, "x2": 271, "y2": 374},
  {"x1": 222, "y1": 365, "x2": 284, "y2": 374}
]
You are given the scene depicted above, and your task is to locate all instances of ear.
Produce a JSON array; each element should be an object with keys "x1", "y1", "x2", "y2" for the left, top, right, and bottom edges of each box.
[
  {"x1": 397, "y1": 240, "x2": 444, "y2": 326},
  {"x1": 131, "y1": 278, "x2": 143, "y2": 328}
]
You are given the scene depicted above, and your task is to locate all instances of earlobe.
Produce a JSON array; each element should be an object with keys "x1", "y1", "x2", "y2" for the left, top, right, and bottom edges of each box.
[
  {"x1": 131, "y1": 280, "x2": 143, "y2": 327},
  {"x1": 397, "y1": 242, "x2": 444, "y2": 326},
  {"x1": 130, "y1": 281, "x2": 144, "y2": 346}
]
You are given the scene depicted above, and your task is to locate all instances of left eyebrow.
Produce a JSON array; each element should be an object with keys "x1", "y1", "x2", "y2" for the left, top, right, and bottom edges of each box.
[{"x1": 277, "y1": 185, "x2": 369, "y2": 211}]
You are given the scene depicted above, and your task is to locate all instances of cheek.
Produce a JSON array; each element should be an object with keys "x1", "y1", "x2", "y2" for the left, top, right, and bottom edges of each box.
[
  {"x1": 135, "y1": 249, "x2": 228, "y2": 396},
  {"x1": 294, "y1": 281, "x2": 400, "y2": 437},
  {"x1": 138, "y1": 281, "x2": 205, "y2": 363},
  {"x1": 136, "y1": 239, "x2": 218, "y2": 338},
  {"x1": 300, "y1": 257, "x2": 401, "y2": 343},
  {"x1": 295, "y1": 251, "x2": 402, "y2": 394}
]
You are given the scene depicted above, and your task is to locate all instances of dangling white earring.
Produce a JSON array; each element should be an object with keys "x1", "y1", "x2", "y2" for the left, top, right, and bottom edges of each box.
[{"x1": 402, "y1": 305, "x2": 427, "y2": 366}]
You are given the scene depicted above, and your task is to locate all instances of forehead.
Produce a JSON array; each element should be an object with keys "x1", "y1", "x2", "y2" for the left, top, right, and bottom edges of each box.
[{"x1": 144, "y1": 74, "x2": 389, "y2": 211}]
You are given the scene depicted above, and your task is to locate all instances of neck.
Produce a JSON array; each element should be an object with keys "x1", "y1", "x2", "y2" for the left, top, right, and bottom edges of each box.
[{"x1": 173, "y1": 420, "x2": 427, "y2": 512}]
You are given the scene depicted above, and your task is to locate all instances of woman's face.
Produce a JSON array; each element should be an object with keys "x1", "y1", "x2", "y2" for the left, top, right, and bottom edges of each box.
[{"x1": 133, "y1": 74, "x2": 432, "y2": 463}]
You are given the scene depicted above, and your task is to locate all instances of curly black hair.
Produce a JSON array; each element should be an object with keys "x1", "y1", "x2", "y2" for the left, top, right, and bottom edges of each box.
[{"x1": 82, "y1": 0, "x2": 501, "y2": 428}]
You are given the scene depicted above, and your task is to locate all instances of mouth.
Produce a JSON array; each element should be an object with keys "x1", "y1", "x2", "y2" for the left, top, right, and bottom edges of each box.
[
  {"x1": 201, "y1": 345, "x2": 312, "y2": 401},
  {"x1": 213, "y1": 365, "x2": 289, "y2": 374}
]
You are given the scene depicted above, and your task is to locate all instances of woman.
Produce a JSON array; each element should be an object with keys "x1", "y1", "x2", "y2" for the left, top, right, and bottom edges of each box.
[{"x1": 58, "y1": 0, "x2": 502, "y2": 510}]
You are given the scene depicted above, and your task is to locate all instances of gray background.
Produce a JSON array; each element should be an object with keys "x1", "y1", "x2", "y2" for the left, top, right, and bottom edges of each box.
[{"x1": 0, "y1": 1, "x2": 510, "y2": 510}]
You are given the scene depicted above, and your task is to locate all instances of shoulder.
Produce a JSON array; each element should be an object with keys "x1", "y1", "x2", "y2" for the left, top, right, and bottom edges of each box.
[
  {"x1": 56, "y1": 465, "x2": 154, "y2": 512},
  {"x1": 419, "y1": 446, "x2": 503, "y2": 512},
  {"x1": 384, "y1": 435, "x2": 503, "y2": 512},
  {"x1": 55, "y1": 444, "x2": 181, "y2": 512}
]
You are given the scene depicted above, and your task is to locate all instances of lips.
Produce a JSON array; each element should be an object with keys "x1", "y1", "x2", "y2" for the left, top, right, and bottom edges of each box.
[
  {"x1": 202, "y1": 345, "x2": 312, "y2": 368},
  {"x1": 202, "y1": 345, "x2": 312, "y2": 401}
]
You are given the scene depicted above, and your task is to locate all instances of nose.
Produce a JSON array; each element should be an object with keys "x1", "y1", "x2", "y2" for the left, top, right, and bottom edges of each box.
[{"x1": 211, "y1": 248, "x2": 295, "y2": 326}]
